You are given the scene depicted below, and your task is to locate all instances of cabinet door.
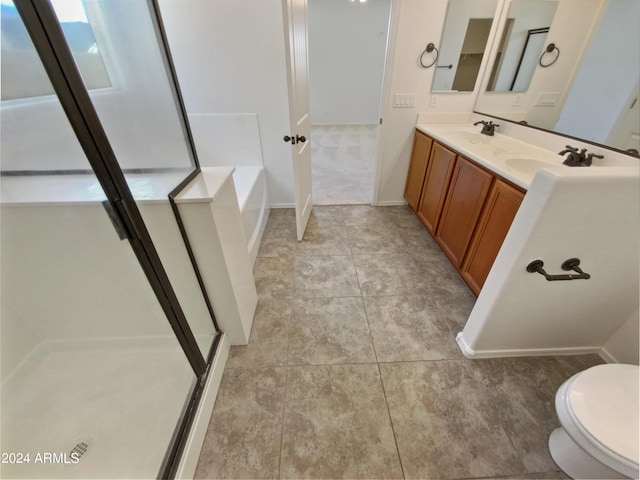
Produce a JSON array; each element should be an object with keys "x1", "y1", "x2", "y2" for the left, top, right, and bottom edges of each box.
[
  {"x1": 416, "y1": 142, "x2": 456, "y2": 234},
  {"x1": 461, "y1": 179, "x2": 525, "y2": 295},
  {"x1": 435, "y1": 156, "x2": 493, "y2": 268},
  {"x1": 404, "y1": 131, "x2": 433, "y2": 211}
]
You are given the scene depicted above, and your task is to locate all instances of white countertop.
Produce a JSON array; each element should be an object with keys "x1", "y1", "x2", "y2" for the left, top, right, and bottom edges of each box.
[
  {"x1": 416, "y1": 123, "x2": 569, "y2": 190},
  {"x1": 173, "y1": 167, "x2": 235, "y2": 204}
]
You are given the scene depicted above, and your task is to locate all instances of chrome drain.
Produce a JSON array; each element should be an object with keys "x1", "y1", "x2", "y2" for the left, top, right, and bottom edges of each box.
[{"x1": 67, "y1": 436, "x2": 92, "y2": 463}]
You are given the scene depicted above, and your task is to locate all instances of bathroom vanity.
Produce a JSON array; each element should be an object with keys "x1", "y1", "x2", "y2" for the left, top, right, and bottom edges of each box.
[{"x1": 404, "y1": 125, "x2": 546, "y2": 294}]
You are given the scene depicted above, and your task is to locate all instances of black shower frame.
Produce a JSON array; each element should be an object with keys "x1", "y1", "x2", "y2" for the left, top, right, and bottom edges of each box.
[{"x1": 13, "y1": 1, "x2": 220, "y2": 478}]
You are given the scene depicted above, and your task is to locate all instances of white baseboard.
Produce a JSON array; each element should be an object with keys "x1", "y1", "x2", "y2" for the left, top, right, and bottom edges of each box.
[
  {"x1": 175, "y1": 334, "x2": 230, "y2": 479},
  {"x1": 597, "y1": 347, "x2": 619, "y2": 364},
  {"x1": 270, "y1": 203, "x2": 295, "y2": 209},
  {"x1": 456, "y1": 333, "x2": 609, "y2": 361},
  {"x1": 371, "y1": 200, "x2": 407, "y2": 206}
]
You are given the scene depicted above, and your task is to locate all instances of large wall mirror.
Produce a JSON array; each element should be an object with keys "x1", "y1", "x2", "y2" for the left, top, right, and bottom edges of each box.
[
  {"x1": 432, "y1": 0, "x2": 499, "y2": 93},
  {"x1": 486, "y1": 0, "x2": 558, "y2": 92},
  {"x1": 475, "y1": 0, "x2": 640, "y2": 155}
]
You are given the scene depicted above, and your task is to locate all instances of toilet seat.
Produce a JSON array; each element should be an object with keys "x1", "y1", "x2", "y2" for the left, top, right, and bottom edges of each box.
[{"x1": 556, "y1": 364, "x2": 639, "y2": 478}]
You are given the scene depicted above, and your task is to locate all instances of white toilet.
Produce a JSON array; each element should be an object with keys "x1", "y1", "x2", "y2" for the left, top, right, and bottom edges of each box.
[{"x1": 549, "y1": 363, "x2": 639, "y2": 479}]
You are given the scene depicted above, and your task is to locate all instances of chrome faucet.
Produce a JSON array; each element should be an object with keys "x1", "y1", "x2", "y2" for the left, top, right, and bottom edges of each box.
[
  {"x1": 474, "y1": 120, "x2": 499, "y2": 136},
  {"x1": 559, "y1": 145, "x2": 604, "y2": 167}
]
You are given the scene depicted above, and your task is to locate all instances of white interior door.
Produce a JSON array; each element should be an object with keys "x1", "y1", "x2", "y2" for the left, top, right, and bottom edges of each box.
[
  {"x1": 608, "y1": 80, "x2": 640, "y2": 152},
  {"x1": 283, "y1": 0, "x2": 312, "y2": 241}
]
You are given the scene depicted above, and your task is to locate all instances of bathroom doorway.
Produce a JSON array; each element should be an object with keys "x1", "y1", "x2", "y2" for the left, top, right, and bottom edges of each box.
[{"x1": 307, "y1": 0, "x2": 392, "y2": 205}]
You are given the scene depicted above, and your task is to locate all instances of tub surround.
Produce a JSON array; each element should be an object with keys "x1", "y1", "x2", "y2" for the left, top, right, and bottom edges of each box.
[{"x1": 406, "y1": 122, "x2": 639, "y2": 363}]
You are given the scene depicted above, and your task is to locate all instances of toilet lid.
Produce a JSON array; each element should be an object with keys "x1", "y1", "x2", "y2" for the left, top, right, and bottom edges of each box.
[{"x1": 567, "y1": 364, "x2": 639, "y2": 465}]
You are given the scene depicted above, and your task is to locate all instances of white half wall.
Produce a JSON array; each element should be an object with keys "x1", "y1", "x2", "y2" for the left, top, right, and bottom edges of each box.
[
  {"x1": 457, "y1": 167, "x2": 639, "y2": 358},
  {"x1": 307, "y1": 0, "x2": 391, "y2": 125},
  {"x1": 158, "y1": 0, "x2": 295, "y2": 207}
]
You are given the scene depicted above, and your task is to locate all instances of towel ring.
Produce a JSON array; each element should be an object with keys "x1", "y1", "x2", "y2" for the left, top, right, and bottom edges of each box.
[
  {"x1": 420, "y1": 43, "x2": 439, "y2": 68},
  {"x1": 539, "y1": 43, "x2": 560, "y2": 67}
]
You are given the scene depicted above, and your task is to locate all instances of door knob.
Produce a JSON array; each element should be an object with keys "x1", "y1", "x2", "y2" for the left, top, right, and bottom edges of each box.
[
  {"x1": 296, "y1": 135, "x2": 306, "y2": 143},
  {"x1": 283, "y1": 135, "x2": 293, "y2": 143}
]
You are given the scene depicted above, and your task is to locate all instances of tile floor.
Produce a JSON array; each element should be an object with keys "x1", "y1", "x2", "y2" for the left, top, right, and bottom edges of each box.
[
  {"x1": 311, "y1": 125, "x2": 377, "y2": 205},
  {"x1": 195, "y1": 205, "x2": 603, "y2": 480}
]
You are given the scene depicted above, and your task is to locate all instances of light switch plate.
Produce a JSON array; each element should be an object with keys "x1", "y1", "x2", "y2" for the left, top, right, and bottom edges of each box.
[{"x1": 393, "y1": 93, "x2": 416, "y2": 108}]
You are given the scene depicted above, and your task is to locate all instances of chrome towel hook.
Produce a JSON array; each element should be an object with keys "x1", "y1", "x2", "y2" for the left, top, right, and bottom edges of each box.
[
  {"x1": 539, "y1": 43, "x2": 560, "y2": 67},
  {"x1": 420, "y1": 43, "x2": 439, "y2": 68}
]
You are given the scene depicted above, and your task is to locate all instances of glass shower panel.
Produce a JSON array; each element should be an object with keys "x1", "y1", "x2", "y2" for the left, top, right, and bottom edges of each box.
[
  {"x1": 0, "y1": 12, "x2": 196, "y2": 480},
  {"x1": 52, "y1": 0, "x2": 217, "y2": 357}
]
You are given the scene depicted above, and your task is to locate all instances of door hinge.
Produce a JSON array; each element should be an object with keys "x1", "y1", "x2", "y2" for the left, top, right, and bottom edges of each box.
[{"x1": 379, "y1": 118, "x2": 383, "y2": 125}]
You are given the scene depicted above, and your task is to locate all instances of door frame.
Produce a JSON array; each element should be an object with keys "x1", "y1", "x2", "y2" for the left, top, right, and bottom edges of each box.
[
  {"x1": 284, "y1": 0, "x2": 398, "y2": 208},
  {"x1": 371, "y1": 0, "x2": 400, "y2": 205}
]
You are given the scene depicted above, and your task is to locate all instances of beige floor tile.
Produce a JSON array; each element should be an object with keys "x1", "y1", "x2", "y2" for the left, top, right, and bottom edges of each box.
[
  {"x1": 294, "y1": 255, "x2": 360, "y2": 297},
  {"x1": 288, "y1": 297, "x2": 376, "y2": 365},
  {"x1": 364, "y1": 295, "x2": 460, "y2": 362},
  {"x1": 280, "y1": 364, "x2": 403, "y2": 479},
  {"x1": 195, "y1": 367, "x2": 286, "y2": 479},
  {"x1": 307, "y1": 206, "x2": 345, "y2": 228},
  {"x1": 380, "y1": 360, "x2": 526, "y2": 479},
  {"x1": 226, "y1": 295, "x2": 291, "y2": 369},
  {"x1": 347, "y1": 224, "x2": 410, "y2": 255},
  {"x1": 353, "y1": 253, "x2": 440, "y2": 296},
  {"x1": 253, "y1": 256, "x2": 295, "y2": 298},
  {"x1": 298, "y1": 226, "x2": 351, "y2": 256}
]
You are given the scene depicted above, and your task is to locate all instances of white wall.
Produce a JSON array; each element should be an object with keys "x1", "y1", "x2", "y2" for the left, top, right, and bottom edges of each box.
[
  {"x1": 555, "y1": 0, "x2": 640, "y2": 144},
  {"x1": 375, "y1": 0, "x2": 502, "y2": 204},
  {"x1": 307, "y1": 0, "x2": 390, "y2": 125},
  {"x1": 603, "y1": 308, "x2": 639, "y2": 365},
  {"x1": 158, "y1": 0, "x2": 295, "y2": 207}
]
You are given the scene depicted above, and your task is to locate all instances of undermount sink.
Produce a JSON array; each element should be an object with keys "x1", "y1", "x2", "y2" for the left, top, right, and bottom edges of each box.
[{"x1": 505, "y1": 157, "x2": 561, "y2": 175}]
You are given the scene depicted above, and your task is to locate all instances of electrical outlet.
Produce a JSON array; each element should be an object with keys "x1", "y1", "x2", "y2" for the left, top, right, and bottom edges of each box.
[
  {"x1": 430, "y1": 95, "x2": 437, "y2": 108},
  {"x1": 513, "y1": 94, "x2": 521, "y2": 106}
]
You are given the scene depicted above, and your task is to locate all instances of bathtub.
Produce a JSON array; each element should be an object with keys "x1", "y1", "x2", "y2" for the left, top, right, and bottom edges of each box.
[
  {"x1": 187, "y1": 113, "x2": 269, "y2": 266},
  {"x1": 231, "y1": 166, "x2": 269, "y2": 265}
]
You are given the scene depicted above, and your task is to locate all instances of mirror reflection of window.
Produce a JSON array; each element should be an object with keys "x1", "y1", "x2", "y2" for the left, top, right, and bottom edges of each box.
[
  {"x1": 0, "y1": 0, "x2": 111, "y2": 101},
  {"x1": 432, "y1": 0, "x2": 498, "y2": 93},
  {"x1": 486, "y1": 0, "x2": 558, "y2": 93}
]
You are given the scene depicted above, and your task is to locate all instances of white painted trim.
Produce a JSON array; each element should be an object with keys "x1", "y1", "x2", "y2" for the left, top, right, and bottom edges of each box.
[
  {"x1": 456, "y1": 332, "x2": 608, "y2": 361},
  {"x1": 270, "y1": 203, "x2": 296, "y2": 209},
  {"x1": 370, "y1": 0, "x2": 400, "y2": 206},
  {"x1": 372, "y1": 200, "x2": 407, "y2": 207},
  {"x1": 598, "y1": 347, "x2": 619, "y2": 364},
  {"x1": 175, "y1": 334, "x2": 230, "y2": 480}
]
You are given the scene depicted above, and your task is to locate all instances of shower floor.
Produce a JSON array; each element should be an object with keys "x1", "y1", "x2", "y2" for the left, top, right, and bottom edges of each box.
[{"x1": 0, "y1": 338, "x2": 199, "y2": 479}]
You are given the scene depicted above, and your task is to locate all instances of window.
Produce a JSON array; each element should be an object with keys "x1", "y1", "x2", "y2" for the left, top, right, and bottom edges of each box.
[{"x1": 1, "y1": 0, "x2": 111, "y2": 100}]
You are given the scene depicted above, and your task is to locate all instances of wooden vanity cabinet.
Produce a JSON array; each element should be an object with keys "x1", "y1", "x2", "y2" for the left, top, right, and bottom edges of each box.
[
  {"x1": 404, "y1": 129, "x2": 527, "y2": 296},
  {"x1": 461, "y1": 179, "x2": 525, "y2": 295},
  {"x1": 404, "y1": 131, "x2": 433, "y2": 211},
  {"x1": 435, "y1": 156, "x2": 493, "y2": 267},
  {"x1": 416, "y1": 142, "x2": 457, "y2": 234}
]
